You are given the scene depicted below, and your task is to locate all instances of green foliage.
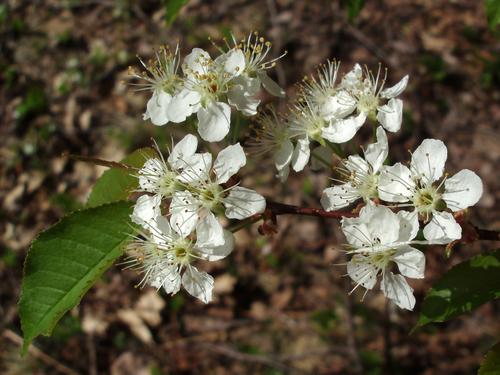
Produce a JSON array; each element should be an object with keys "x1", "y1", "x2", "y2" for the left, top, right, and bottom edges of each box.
[
  {"x1": 163, "y1": 0, "x2": 189, "y2": 25},
  {"x1": 19, "y1": 201, "x2": 134, "y2": 353},
  {"x1": 479, "y1": 342, "x2": 500, "y2": 375},
  {"x1": 417, "y1": 250, "x2": 500, "y2": 327},
  {"x1": 87, "y1": 147, "x2": 155, "y2": 208},
  {"x1": 347, "y1": 0, "x2": 365, "y2": 22},
  {"x1": 50, "y1": 193, "x2": 83, "y2": 214},
  {"x1": 14, "y1": 86, "x2": 48, "y2": 122},
  {"x1": 485, "y1": 0, "x2": 500, "y2": 31}
]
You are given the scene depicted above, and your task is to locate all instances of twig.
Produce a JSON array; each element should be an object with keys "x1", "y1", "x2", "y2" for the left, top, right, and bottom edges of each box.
[
  {"x1": 2, "y1": 329, "x2": 81, "y2": 375},
  {"x1": 64, "y1": 153, "x2": 136, "y2": 170},
  {"x1": 267, "y1": 201, "x2": 357, "y2": 219}
]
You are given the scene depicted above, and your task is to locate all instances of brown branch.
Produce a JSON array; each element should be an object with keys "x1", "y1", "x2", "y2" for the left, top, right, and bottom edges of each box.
[
  {"x1": 266, "y1": 201, "x2": 357, "y2": 219},
  {"x1": 64, "y1": 152, "x2": 135, "y2": 170}
]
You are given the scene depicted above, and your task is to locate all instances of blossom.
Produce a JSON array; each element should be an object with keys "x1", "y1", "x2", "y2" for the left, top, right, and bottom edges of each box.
[
  {"x1": 129, "y1": 45, "x2": 183, "y2": 126},
  {"x1": 321, "y1": 126, "x2": 388, "y2": 210},
  {"x1": 169, "y1": 143, "x2": 266, "y2": 237},
  {"x1": 377, "y1": 139, "x2": 483, "y2": 244},
  {"x1": 341, "y1": 63, "x2": 409, "y2": 133},
  {"x1": 128, "y1": 202, "x2": 234, "y2": 303},
  {"x1": 342, "y1": 202, "x2": 426, "y2": 310}
]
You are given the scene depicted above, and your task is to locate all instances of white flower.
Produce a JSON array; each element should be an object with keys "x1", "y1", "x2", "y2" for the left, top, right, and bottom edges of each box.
[
  {"x1": 321, "y1": 126, "x2": 388, "y2": 210},
  {"x1": 247, "y1": 108, "x2": 295, "y2": 181},
  {"x1": 169, "y1": 143, "x2": 266, "y2": 237},
  {"x1": 135, "y1": 134, "x2": 205, "y2": 200},
  {"x1": 127, "y1": 213, "x2": 234, "y2": 303},
  {"x1": 342, "y1": 202, "x2": 426, "y2": 310},
  {"x1": 341, "y1": 63, "x2": 409, "y2": 133},
  {"x1": 129, "y1": 45, "x2": 183, "y2": 126},
  {"x1": 378, "y1": 139, "x2": 483, "y2": 244}
]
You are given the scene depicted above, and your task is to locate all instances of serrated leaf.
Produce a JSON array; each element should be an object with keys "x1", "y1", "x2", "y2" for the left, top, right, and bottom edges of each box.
[
  {"x1": 417, "y1": 249, "x2": 500, "y2": 328},
  {"x1": 479, "y1": 342, "x2": 500, "y2": 375},
  {"x1": 163, "y1": 0, "x2": 189, "y2": 25},
  {"x1": 87, "y1": 148, "x2": 155, "y2": 208},
  {"x1": 19, "y1": 201, "x2": 134, "y2": 353},
  {"x1": 486, "y1": 0, "x2": 500, "y2": 31}
]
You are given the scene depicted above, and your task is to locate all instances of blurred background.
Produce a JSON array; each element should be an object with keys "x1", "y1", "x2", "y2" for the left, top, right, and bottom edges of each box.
[{"x1": 1, "y1": 0, "x2": 499, "y2": 374}]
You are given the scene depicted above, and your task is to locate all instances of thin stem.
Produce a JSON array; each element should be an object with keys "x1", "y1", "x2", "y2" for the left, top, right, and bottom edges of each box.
[
  {"x1": 326, "y1": 140, "x2": 346, "y2": 158},
  {"x1": 311, "y1": 149, "x2": 332, "y2": 168}
]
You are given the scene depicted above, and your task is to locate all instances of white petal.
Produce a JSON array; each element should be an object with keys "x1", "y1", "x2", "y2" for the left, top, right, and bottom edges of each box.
[
  {"x1": 378, "y1": 163, "x2": 415, "y2": 203},
  {"x1": 167, "y1": 89, "x2": 201, "y2": 123},
  {"x1": 396, "y1": 210, "x2": 419, "y2": 242},
  {"x1": 362, "y1": 204, "x2": 400, "y2": 245},
  {"x1": 224, "y1": 186, "x2": 266, "y2": 220},
  {"x1": 393, "y1": 245, "x2": 425, "y2": 279},
  {"x1": 442, "y1": 169, "x2": 483, "y2": 212},
  {"x1": 183, "y1": 48, "x2": 211, "y2": 76},
  {"x1": 144, "y1": 91, "x2": 172, "y2": 126},
  {"x1": 364, "y1": 126, "x2": 388, "y2": 172},
  {"x1": 168, "y1": 134, "x2": 198, "y2": 170},
  {"x1": 131, "y1": 195, "x2": 162, "y2": 229},
  {"x1": 277, "y1": 165, "x2": 290, "y2": 182},
  {"x1": 322, "y1": 112, "x2": 367, "y2": 143},
  {"x1": 341, "y1": 217, "x2": 372, "y2": 248},
  {"x1": 381, "y1": 75, "x2": 409, "y2": 99},
  {"x1": 257, "y1": 71, "x2": 285, "y2": 97},
  {"x1": 410, "y1": 139, "x2": 447, "y2": 183},
  {"x1": 197, "y1": 101, "x2": 231, "y2": 142},
  {"x1": 291, "y1": 137, "x2": 310, "y2": 172},
  {"x1": 169, "y1": 191, "x2": 200, "y2": 237},
  {"x1": 213, "y1": 143, "x2": 246, "y2": 184},
  {"x1": 196, "y1": 230, "x2": 234, "y2": 261},
  {"x1": 345, "y1": 155, "x2": 370, "y2": 175},
  {"x1": 218, "y1": 49, "x2": 245, "y2": 77},
  {"x1": 381, "y1": 272, "x2": 416, "y2": 310},
  {"x1": 347, "y1": 255, "x2": 378, "y2": 290},
  {"x1": 319, "y1": 91, "x2": 356, "y2": 121},
  {"x1": 151, "y1": 216, "x2": 176, "y2": 245},
  {"x1": 321, "y1": 184, "x2": 359, "y2": 210},
  {"x1": 274, "y1": 139, "x2": 294, "y2": 172},
  {"x1": 376, "y1": 98, "x2": 403, "y2": 133},
  {"x1": 138, "y1": 158, "x2": 165, "y2": 192},
  {"x1": 151, "y1": 265, "x2": 181, "y2": 295},
  {"x1": 423, "y1": 211, "x2": 462, "y2": 244},
  {"x1": 227, "y1": 78, "x2": 261, "y2": 116},
  {"x1": 182, "y1": 265, "x2": 214, "y2": 304},
  {"x1": 195, "y1": 212, "x2": 225, "y2": 248},
  {"x1": 177, "y1": 152, "x2": 212, "y2": 184},
  {"x1": 341, "y1": 63, "x2": 362, "y2": 90}
]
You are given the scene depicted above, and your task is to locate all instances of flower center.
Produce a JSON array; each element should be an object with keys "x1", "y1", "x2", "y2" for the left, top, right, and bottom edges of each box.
[
  {"x1": 357, "y1": 93, "x2": 379, "y2": 119},
  {"x1": 355, "y1": 174, "x2": 379, "y2": 201},
  {"x1": 413, "y1": 185, "x2": 442, "y2": 216},
  {"x1": 199, "y1": 183, "x2": 223, "y2": 211},
  {"x1": 158, "y1": 170, "x2": 179, "y2": 196}
]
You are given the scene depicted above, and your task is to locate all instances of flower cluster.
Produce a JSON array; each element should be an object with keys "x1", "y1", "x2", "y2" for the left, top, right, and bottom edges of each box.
[
  {"x1": 127, "y1": 134, "x2": 266, "y2": 303},
  {"x1": 248, "y1": 61, "x2": 408, "y2": 180},
  {"x1": 130, "y1": 32, "x2": 285, "y2": 142}
]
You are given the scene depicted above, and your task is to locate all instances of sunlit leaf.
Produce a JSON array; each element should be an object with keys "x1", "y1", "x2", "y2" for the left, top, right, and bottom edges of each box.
[
  {"x1": 163, "y1": 0, "x2": 189, "y2": 25},
  {"x1": 19, "y1": 201, "x2": 134, "y2": 353}
]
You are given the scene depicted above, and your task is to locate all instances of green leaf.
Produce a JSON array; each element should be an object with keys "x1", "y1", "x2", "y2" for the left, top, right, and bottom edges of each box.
[
  {"x1": 163, "y1": 0, "x2": 189, "y2": 25},
  {"x1": 417, "y1": 250, "x2": 500, "y2": 327},
  {"x1": 485, "y1": 0, "x2": 500, "y2": 31},
  {"x1": 19, "y1": 201, "x2": 134, "y2": 353},
  {"x1": 347, "y1": 0, "x2": 365, "y2": 22},
  {"x1": 479, "y1": 342, "x2": 500, "y2": 375},
  {"x1": 87, "y1": 148, "x2": 155, "y2": 208}
]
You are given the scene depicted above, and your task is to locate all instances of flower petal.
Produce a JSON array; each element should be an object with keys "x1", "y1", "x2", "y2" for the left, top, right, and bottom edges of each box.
[
  {"x1": 182, "y1": 265, "x2": 214, "y2": 304},
  {"x1": 341, "y1": 63, "x2": 362, "y2": 90},
  {"x1": 227, "y1": 77, "x2": 261, "y2": 116},
  {"x1": 380, "y1": 75, "x2": 409, "y2": 99},
  {"x1": 143, "y1": 90, "x2": 172, "y2": 126},
  {"x1": 341, "y1": 217, "x2": 372, "y2": 248},
  {"x1": 213, "y1": 143, "x2": 246, "y2": 184},
  {"x1": 322, "y1": 112, "x2": 367, "y2": 143},
  {"x1": 393, "y1": 245, "x2": 425, "y2": 279},
  {"x1": 131, "y1": 195, "x2": 162, "y2": 230},
  {"x1": 423, "y1": 211, "x2": 462, "y2": 244},
  {"x1": 378, "y1": 163, "x2": 415, "y2": 203},
  {"x1": 347, "y1": 255, "x2": 378, "y2": 290},
  {"x1": 362, "y1": 204, "x2": 400, "y2": 245},
  {"x1": 224, "y1": 186, "x2": 266, "y2": 220},
  {"x1": 442, "y1": 169, "x2": 483, "y2": 212},
  {"x1": 376, "y1": 98, "x2": 403, "y2": 133},
  {"x1": 183, "y1": 48, "x2": 211, "y2": 76},
  {"x1": 319, "y1": 90, "x2": 356, "y2": 121},
  {"x1": 217, "y1": 49, "x2": 245, "y2": 77},
  {"x1": 151, "y1": 265, "x2": 181, "y2": 295},
  {"x1": 197, "y1": 101, "x2": 231, "y2": 142},
  {"x1": 138, "y1": 158, "x2": 165, "y2": 192},
  {"x1": 177, "y1": 152, "x2": 212, "y2": 184},
  {"x1": 321, "y1": 184, "x2": 359, "y2": 210},
  {"x1": 396, "y1": 210, "x2": 419, "y2": 242},
  {"x1": 291, "y1": 137, "x2": 310, "y2": 172},
  {"x1": 364, "y1": 126, "x2": 388, "y2": 172},
  {"x1": 169, "y1": 191, "x2": 200, "y2": 237},
  {"x1": 168, "y1": 134, "x2": 198, "y2": 169},
  {"x1": 167, "y1": 89, "x2": 201, "y2": 123},
  {"x1": 274, "y1": 139, "x2": 294, "y2": 172},
  {"x1": 381, "y1": 272, "x2": 416, "y2": 310},
  {"x1": 410, "y1": 139, "x2": 447, "y2": 183},
  {"x1": 195, "y1": 211, "x2": 225, "y2": 248},
  {"x1": 257, "y1": 71, "x2": 285, "y2": 97},
  {"x1": 196, "y1": 230, "x2": 234, "y2": 261}
]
